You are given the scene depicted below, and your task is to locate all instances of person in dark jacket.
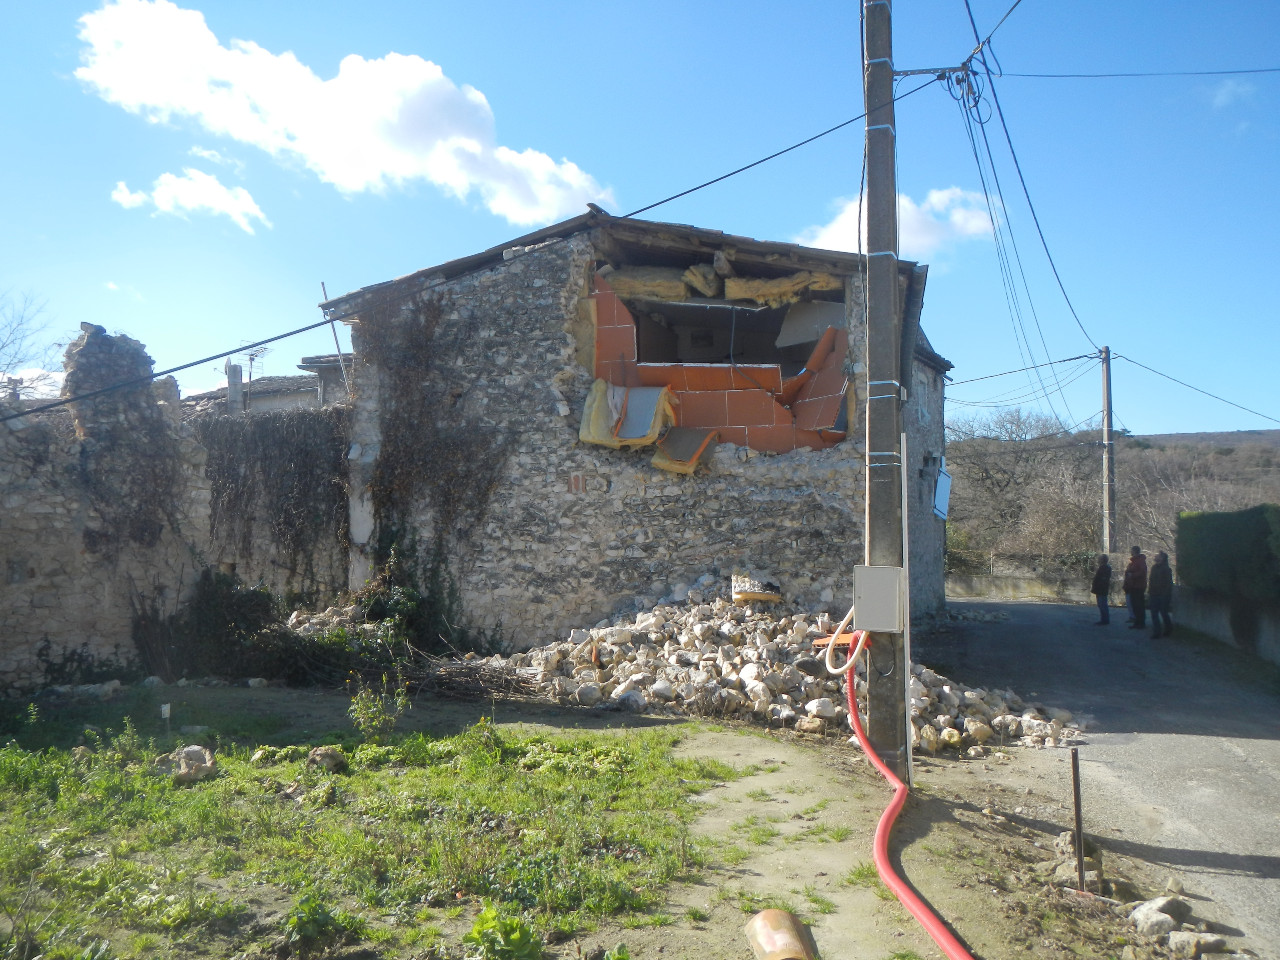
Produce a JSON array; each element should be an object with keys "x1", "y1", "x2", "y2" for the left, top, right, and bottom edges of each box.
[
  {"x1": 1123, "y1": 546, "x2": 1148, "y2": 629},
  {"x1": 1148, "y1": 551, "x2": 1174, "y2": 638},
  {"x1": 1090, "y1": 554, "x2": 1112, "y2": 625}
]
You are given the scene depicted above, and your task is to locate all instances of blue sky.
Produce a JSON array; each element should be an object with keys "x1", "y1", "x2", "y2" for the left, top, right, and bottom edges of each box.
[{"x1": 3, "y1": 1, "x2": 1277, "y2": 436}]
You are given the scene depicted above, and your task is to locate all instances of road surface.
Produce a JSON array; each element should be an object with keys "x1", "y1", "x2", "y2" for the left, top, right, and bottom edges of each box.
[{"x1": 916, "y1": 598, "x2": 1280, "y2": 956}]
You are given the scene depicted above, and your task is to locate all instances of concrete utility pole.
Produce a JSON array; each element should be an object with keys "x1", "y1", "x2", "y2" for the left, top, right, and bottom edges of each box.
[
  {"x1": 1101, "y1": 346, "x2": 1116, "y2": 553},
  {"x1": 862, "y1": 0, "x2": 910, "y2": 779}
]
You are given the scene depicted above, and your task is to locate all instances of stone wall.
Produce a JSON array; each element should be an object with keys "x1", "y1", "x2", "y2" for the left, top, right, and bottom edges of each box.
[
  {"x1": 190, "y1": 407, "x2": 350, "y2": 600},
  {"x1": 0, "y1": 328, "x2": 350, "y2": 695},
  {"x1": 0, "y1": 326, "x2": 212, "y2": 695},
  {"x1": 905, "y1": 342, "x2": 948, "y2": 617},
  {"x1": 346, "y1": 232, "x2": 947, "y2": 649},
  {"x1": 1175, "y1": 588, "x2": 1280, "y2": 667}
]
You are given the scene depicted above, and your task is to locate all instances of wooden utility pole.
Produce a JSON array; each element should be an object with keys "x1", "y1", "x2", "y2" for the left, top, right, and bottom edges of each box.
[
  {"x1": 1101, "y1": 346, "x2": 1116, "y2": 553},
  {"x1": 863, "y1": 0, "x2": 909, "y2": 779}
]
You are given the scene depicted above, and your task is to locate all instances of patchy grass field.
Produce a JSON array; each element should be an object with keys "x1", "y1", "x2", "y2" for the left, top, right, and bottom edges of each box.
[
  {"x1": 0, "y1": 686, "x2": 1183, "y2": 960},
  {"x1": 0, "y1": 690, "x2": 735, "y2": 959}
]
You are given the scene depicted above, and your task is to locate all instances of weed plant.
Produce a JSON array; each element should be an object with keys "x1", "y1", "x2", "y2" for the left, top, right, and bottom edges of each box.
[{"x1": 0, "y1": 714, "x2": 735, "y2": 958}]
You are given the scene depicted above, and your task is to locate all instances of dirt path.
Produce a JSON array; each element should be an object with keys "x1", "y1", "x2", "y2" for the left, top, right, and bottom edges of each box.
[{"x1": 161, "y1": 684, "x2": 1172, "y2": 958}]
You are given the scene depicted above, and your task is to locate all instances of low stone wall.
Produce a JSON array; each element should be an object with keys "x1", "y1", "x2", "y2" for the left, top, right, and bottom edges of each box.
[
  {"x1": 1174, "y1": 588, "x2": 1280, "y2": 667},
  {"x1": 946, "y1": 575, "x2": 1093, "y2": 605}
]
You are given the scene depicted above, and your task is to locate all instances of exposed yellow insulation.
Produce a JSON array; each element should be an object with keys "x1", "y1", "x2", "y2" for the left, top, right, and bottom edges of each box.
[
  {"x1": 681, "y1": 263, "x2": 723, "y2": 298},
  {"x1": 724, "y1": 271, "x2": 842, "y2": 307},
  {"x1": 599, "y1": 267, "x2": 689, "y2": 300}
]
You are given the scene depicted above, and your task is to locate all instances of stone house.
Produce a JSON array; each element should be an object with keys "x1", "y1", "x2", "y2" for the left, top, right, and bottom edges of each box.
[{"x1": 322, "y1": 210, "x2": 950, "y2": 646}]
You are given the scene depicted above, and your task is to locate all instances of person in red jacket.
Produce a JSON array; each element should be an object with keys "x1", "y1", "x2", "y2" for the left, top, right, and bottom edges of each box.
[{"x1": 1123, "y1": 546, "x2": 1148, "y2": 629}]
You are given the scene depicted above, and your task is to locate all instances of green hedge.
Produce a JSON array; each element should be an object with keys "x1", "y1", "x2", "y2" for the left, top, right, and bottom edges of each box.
[{"x1": 1176, "y1": 504, "x2": 1280, "y2": 602}]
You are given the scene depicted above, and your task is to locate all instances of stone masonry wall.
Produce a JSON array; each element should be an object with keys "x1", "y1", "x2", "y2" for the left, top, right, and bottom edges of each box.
[
  {"x1": 191, "y1": 408, "x2": 350, "y2": 601},
  {"x1": 905, "y1": 354, "x2": 948, "y2": 616},
  {"x1": 0, "y1": 326, "x2": 213, "y2": 694},
  {"x1": 347, "y1": 233, "x2": 946, "y2": 650}
]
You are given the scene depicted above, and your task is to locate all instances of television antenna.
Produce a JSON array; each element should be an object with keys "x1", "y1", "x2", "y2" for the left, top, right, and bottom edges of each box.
[{"x1": 238, "y1": 345, "x2": 272, "y2": 382}]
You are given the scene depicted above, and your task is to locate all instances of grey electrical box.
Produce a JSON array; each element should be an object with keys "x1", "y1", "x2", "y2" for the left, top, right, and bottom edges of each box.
[{"x1": 852, "y1": 565, "x2": 905, "y2": 632}]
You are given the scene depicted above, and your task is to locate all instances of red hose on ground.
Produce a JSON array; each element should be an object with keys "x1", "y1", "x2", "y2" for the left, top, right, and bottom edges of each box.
[{"x1": 843, "y1": 630, "x2": 977, "y2": 960}]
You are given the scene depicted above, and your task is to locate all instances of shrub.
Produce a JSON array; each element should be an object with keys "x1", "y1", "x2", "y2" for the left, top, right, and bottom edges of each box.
[{"x1": 1176, "y1": 504, "x2": 1280, "y2": 602}]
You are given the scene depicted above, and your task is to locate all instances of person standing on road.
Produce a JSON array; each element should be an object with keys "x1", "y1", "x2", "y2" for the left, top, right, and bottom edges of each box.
[
  {"x1": 1090, "y1": 554, "x2": 1112, "y2": 625},
  {"x1": 1123, "y1": 546, "x2": 1148, "y2": 630},
  {"x1": 1148, "y1": 551, "x2": 1174, "y2": 638}
]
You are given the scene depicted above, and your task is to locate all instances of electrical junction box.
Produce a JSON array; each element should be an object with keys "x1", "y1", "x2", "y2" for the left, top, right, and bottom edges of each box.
[{"x1": 852, "y1": 565, "x2": 905, "y2": 632}]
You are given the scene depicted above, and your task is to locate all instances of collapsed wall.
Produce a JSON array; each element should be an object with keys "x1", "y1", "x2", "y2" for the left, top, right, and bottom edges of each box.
[
  {"x1": 343, "y1": 227, "x2": 948, "y2": 648},
  {"x1": 0, "y1": 325, "x2": 211, "y2": 694},
  {"x1": 0, "y1": 326, "x2": 351, "y2": 694}
]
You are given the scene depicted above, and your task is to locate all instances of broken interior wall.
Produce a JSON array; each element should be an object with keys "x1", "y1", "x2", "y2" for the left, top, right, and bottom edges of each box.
[
  {"x1": 0, "y1": 325, "x2": 213, "y2": 694},
  {"x1": 343, "y1": 226, "x2": 945, "y2": 648}
]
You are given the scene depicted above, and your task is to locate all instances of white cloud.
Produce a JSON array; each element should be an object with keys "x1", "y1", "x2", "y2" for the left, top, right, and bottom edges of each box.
[
  {"x1": 111, "y1": 168, "x2": 272, "y2": 234},
  {"x1": 111, "y1": 181, "x2": 149, "y2": 208},
  {"x1": 795, "y1": 188, "x2": 994, "y2": 260},
  {"x1": 76, "y1": 0, "x2": 612, "y2": 225},
  {"x1": 1211, "y1": 78, "x2": 1254, "y2": 109},
  {"x1": 104, "y1": 280, "x2": 145, "y2": 300}
]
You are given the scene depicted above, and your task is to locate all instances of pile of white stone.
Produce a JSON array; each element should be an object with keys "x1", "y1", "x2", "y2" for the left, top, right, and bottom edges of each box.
[{"x1": 291, "y1": 586, "x2": 1083, "y2": 754}]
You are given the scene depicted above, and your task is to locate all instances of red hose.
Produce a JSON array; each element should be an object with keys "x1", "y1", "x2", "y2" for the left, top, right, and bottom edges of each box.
[{"x1": 843, "y1": 630, "x2": 977, "y2": 960}]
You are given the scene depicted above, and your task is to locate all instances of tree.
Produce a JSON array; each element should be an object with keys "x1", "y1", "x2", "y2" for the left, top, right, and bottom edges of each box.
[
  {"x1": 0, "y1": 290, "x2": 59, "y2": 399},
  {"x1": 945, "y1": 409, "x2": 1099, "y2": 556}
]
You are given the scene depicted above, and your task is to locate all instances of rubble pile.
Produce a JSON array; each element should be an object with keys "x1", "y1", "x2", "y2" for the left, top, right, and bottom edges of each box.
[{"x1": 291, "y1": 581, "x2": 1084, "y2": 752}]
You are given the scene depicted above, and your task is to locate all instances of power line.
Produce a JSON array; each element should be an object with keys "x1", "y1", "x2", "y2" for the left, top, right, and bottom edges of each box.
[
  {"x1": 949, "y1": 64, "x2": 1078, "y2": 422},
  {"x1": 949, "y1": 357, "x2": 1100, "y2": 408},
  {"x1": 966, "y1": 0, "x2": 1026, "y2": 62},
  {"x1": 0, "y1": 317, "x2": 335, "y2": 424},
  {"x1": 1113, "y1": 355, "x2": 1280, "y2": 427},
  {"x1": 962, "y1": 11, "x2": 1100, "y2": 352},
  {"x1": 4, "y1": 80, "x2": 945, "y2": 424},
  {"x1": 625, "y1": 76, "x2": 939, "y2": 218},
  {"x1": 948, "y1": 352, "x2": 1095, "y2": 386},
  {"x1": 1003, "y1": 66, "x2": 1280, "y2": 79}
]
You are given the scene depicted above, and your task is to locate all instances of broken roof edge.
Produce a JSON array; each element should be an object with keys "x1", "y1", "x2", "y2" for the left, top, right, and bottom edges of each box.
[{"x1": 317, "y1": 207, "x2": 926, "y2": 323}]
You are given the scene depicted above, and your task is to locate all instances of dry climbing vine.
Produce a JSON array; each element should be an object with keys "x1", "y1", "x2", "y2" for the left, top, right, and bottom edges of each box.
[
  {"x1": 191, "y1": 405, "x2": 350, "y2": 574},
  {"x1": 359, "y1": 292, "x2": 511, "y2": 553}
]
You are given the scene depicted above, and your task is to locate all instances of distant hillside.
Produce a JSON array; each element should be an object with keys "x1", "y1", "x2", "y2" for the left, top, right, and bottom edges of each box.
[{"x1": 1130, "y1": 429, "x2": 1280, "y2": 450}]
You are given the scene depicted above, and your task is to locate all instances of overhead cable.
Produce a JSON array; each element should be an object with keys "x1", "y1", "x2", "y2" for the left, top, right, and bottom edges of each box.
[
  {"x1": 962, "y1": 1, "x2": 1101, "y2": 352},
  {"x1": 623, "y1": 76, "x2": 939, "y2": 219},
  {"x1": 1113, "y1": 355, "x2": 1280, "y2": 426},
  {"x1": 1003, "y1": 66, "x2": 1280, "y2": 79},
  {"x1": 948, "y1": 352, "x2": 1095, "y2": 386},
  {"x1": 4, "y1": 79, "x2": 943, "y2": 424},
  {"x1": 949, "y1": 63, "x2": 1075, "y2": 423},
  {"x1": 0, "y1": 317, "x2": 335, "y2": 424}
]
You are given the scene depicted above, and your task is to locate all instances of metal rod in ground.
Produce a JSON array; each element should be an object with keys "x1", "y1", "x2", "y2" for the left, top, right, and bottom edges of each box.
[{"x1": 1071, "y1": 746, "x2": 1086, "y2": 890}]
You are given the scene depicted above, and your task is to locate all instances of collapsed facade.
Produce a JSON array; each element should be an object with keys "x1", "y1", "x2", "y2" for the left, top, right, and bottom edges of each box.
[
  {"x1": 323, "y1": 211, "x2": 950, "y2": 644},
  {"x1": 0, "y1": 211, "x2": 950, "y2": 693}
]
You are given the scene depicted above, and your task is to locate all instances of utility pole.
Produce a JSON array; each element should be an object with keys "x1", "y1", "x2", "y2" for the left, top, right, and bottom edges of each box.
[
  {"x1": 1101, "y1": 346, "x2": 1116, "y2": 553},
  {"x1": 862, "y1": 0, "x2": 909, "y2": 780}
]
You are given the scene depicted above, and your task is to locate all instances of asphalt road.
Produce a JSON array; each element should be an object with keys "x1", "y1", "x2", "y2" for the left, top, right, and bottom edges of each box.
[{"x1": 915, "y1": 599, "x2": 1280, "y2": 956}]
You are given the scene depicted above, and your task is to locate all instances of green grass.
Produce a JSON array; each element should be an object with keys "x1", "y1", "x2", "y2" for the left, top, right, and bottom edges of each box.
[
  {"x1": 0, "y1": 710, "x2": 741, "y2": 958},
  {"x1": 841, "y1": 861, "x2": 895, "y2": 900},
  {"x1": 798, "y1": 885, "x2": 836, "y2": 915}
]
